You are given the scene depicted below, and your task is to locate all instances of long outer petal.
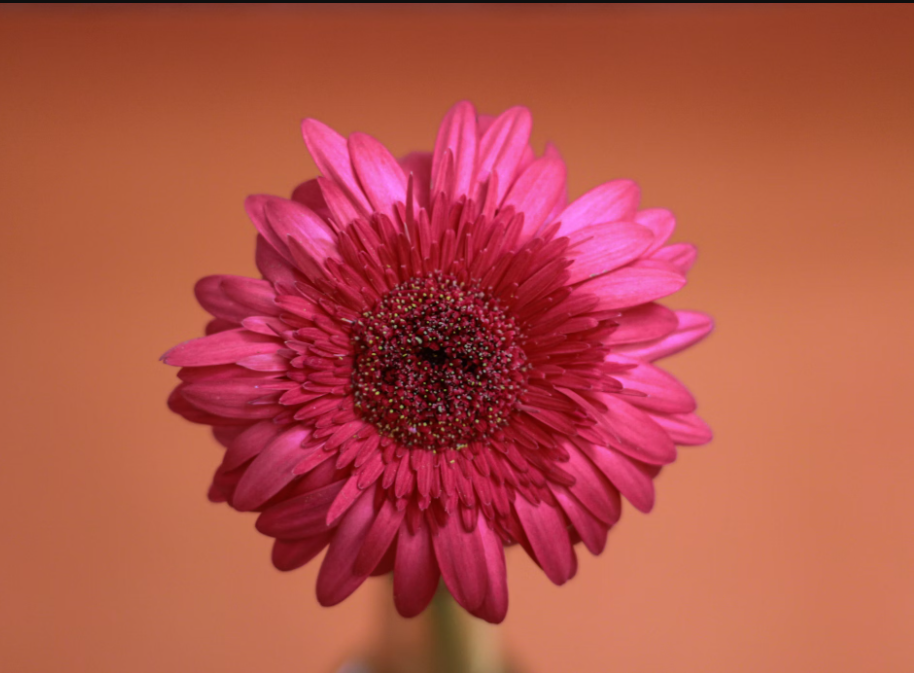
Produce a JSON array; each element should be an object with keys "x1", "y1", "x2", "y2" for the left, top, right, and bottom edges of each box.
[
  {"x1": 608, "y1": 303, "x2": 678, "y2": 345},
  {"x1": 394, "y1": 521, "x2": 440, "y2": 618},
  {"x1": 233, "y1": 426, "x2": 311, "y2": 511},
  {"x1": 224, "y1": 419, "x2": 284, "y2": 471},
  {"x1": 552, "y1": 486, "x2": 609, "y2": 555},
  {"x1": 583, "y1": 260, "x2": 686, "y2": 311},
  {"x1": 616, "y1": 311, "x2": 714, "y2": 361},
  {"x1": 354, "y1": 497, "x2": 407, "y2": 576},
  {"x1": 579, "y1": 444, "x2": 656, "y2": 513},
  {"x1": 596, "y1": 393, "x2": 677, "y2": 465},
  {"x1": 636, "y1": 208, "x2": 676, "y2": 255},
  {"x1": 162, "y1": 329, "x2": 279, "y2": 367},
  {"x1": 272, "y1": 534, "x2": 332, "y2": 572},
  {"x1": 555, "y1": 179, "x2": 640, "y2": 237},
  {"x1": 566, "y1": 222, "x2": 654, "y2": 284},
  {"x1": 650, "y1": 411, "x2": 713, "y2": 446},
  {"x1": 514, "y1": 497, "x2": 577, "y2": 585},
  {"x1": 502, "y1": 154, "x2": 566, "y2": 238},
  {"x1": 608, "y1": 354, "x2": 697, "y2": 415},
  {"x1": 263, "y1": 197, "x2": 337, "y2": 262},
  {"x1": 301, "y1": 118, "x2": 371, "y2": 215},
  {"x1": 472, "y1": 515, "x2": 509, "y2": 624},
  {"x1": 431, "y1": 101, "x2": 477, "y2": 200},
  {"x1": 255, "y1": 480, "x2": 345, "y2": 538},
  {"x1": 433, "y1": 514, "x2": 489, "y2": 612},
  {"x1": 472, "y1": 106, "x2": 532, "y2": 203},
  {"x1": 316, "y1": 485, "x2": 378, "y2": 606},
  {"x1": 348, "y1": 132, "x2": 409, "y2": 220}
]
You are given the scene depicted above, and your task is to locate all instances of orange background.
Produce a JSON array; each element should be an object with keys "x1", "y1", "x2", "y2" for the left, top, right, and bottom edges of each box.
[{"x1": 2, "y1": 5, "x2": 913, "y2": 672}]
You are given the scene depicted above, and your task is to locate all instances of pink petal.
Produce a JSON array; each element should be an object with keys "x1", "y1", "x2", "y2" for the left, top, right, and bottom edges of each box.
[
  {"x1": 514, "y1": 497, "x2": 577, "y2": 585},
  {"x1": 595, "y1": 393, "x2": 677, "y2": 465},
  {"x1": 608, "y1": 354, "x2": 697, "y2": 415},
  {"x1": 616, "y1": 310, "x2": 714, "y2": 361},
  {"x1": 272, "y1": 534, "x2": 332, "y2": 572},
  {"x1": 233, "y1": 426, "x2": 311, "y2": 511},
  {"x1": 579, "y1": 444, "x2": 656, "y2": 513},
  {"x1": 552, "y1": 486, "x2": 609, "y2": 555},
  {"x1": 290, "y1": 178, "x2": 332, "y2": 222},
  {"x1": 566, "y1": 222, "x2": 654, "y2": 284},
  {"x1": 431, "y1": 101, "x2": 477, "y2": 200},
  {"x1": 397, "y1": 151, "x2": 432, "y2": 208},
  {"x1": 563, "y1": 444, "x2": 621, "y2": 525},
  {"x1": 221, "y1": 276, "x2": 280, "y2": 316},
  {"x1": 472, "y1": 106, "x2": 532, "y2": 203},
  {"x1": 555, "y1": 179, "x2": 640, "y2": 237},
  {"x1": 636, "y1": 208, "x2": 675, "y2": 255},
  {"x1": 300, "y1": 118, "x2": 371, "y2": 215},
  {"x1": 314, "y1": 177, "x2": 358, "y2": 231},
  {"x1": 348, "y1": 132, "x2": 409, "y2": 219},
  {"x1": 651, "y1": 242, "x2": 697, "y2": 274},
  {"x1": 255, "y1": 235, "x2": 300, "y2": 286},
  {"x1": 650, "y1": 411, "x2": 713, "y2": 446},
  {"x1": 180, "y1": 379, "x2": 282, "y2": 420},
  {"x1": 582, "y1": 260, "x2": 686, "y2": 311},
  {"x1": 194, "y1": 276, "x2": 247, "y2": 323},
  {"x1": 316, "y1": 485, "x2": 378, "y2": 606},
  {"x1": 393, "y1": 522, "x2": 440, "y2": 618},
  {"x1": 502, "y1": 154, "x2": 567, "y2": 238},
  {"x1": 608, "y1": 303, "x2": 678, "y2": 345},
  {"x1": 255, "y1": 480, "x2": 346, "y2": 538},
  {"x1": 162, "y1": 329, "x2": 280, "y2": 367},
  {"x1": 432, "y1": 514, "x2": 489, "y2": 612},
  {"x1": 472, "y1": 515, "x2": 508, "y2": 624},
  {"x1": 224, "y1": 419, "x2": 284, "y2": 471},
  {"x1": 262, "y1": 197, "x2": 337, "y2": 263},
  {"x1": 354, "y1": 497, "x2": 407, "y2": 576}
]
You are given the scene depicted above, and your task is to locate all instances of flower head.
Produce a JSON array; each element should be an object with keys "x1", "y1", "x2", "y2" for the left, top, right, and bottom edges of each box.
[{"x1": 163, "y1": 102, "x2": 713, "y2": 623}]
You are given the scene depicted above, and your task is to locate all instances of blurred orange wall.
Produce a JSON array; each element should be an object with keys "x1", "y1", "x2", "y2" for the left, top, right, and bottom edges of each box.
[{"x1": 1, "y1": 5, "x2": 913, "y2": 673}]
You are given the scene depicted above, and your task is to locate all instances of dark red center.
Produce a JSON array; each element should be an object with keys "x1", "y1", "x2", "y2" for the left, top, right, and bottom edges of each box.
[{"x1": 350, "y1": 273, "x2": 528, "y2": 450}]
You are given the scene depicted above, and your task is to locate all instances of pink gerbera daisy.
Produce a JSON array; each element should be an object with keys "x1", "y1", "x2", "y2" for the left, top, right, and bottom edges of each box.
[{"x1": 163, "y1": 102, "x2": 713, "y2": 624}]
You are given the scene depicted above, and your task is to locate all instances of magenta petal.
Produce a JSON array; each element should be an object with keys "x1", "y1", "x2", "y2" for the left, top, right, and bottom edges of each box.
[
  {"x1": 514, "y1": 497, "x2": 577, "y2": 585},
  {"x1": 582, "y1": 260, "x2": 686, "y2": 310},
  {"x1": 636, "y1": 208, "x2": 676, "y2": 254},
  {"x1": 348, "y1": 132, "x2": 409, "y2": 219},
  {"x1": 180, "y1": 379, "x2": 282, "y2": 420},
  {"x1": 316, "y1": 485, "x2": 378, "y2": 606},
  {"x1": 608, "y1": 354, "x2": 697, "y2": 414},
  {"x1": 290, "y1": 178, "x2": 332, "y2": 221},
  {"x1": 616, "y1": 310, "x2": 714, "y2": 361},
  {"x1": 553, "y1": 486, "x2": 609, "y2": 555},
  {"x1": 651, "y1": 242, "x2": 698, "y2": 274},
  {"x1": 255, "y1": 235, "x2": 300, "y2": 286},
  {"x1": 472, "y1": 516, "x2": 508, "y2": 624},
  {"x1": 608, "y1": 303, "x2": 678, "y2": 345},
  {"x1": 256, "y1": 480, "x2": 346, "y2": 538},
  {"x1": 317, "y1": 177, "x2": 360, "y2": 230},
  {"x1": 397, "y1": 151, "x2": 433, "y2": 208},
  {"x1": 162, "y1": 329, "x2": 280, "y2": 367},
  {"x1": 194, "y1": 276, "x2": 247, "y2": 323},
  {"x1": 472, "y1": 106, "x2": 532, "y2": 203},
  {"x1": 502, "y1": 155, "x2": 567, "y2": 238},
  {"x1": 555, "y1": 179, "x2": 640, "y2": 237},
  {"x1": 233, "y1": 426, "x2": 311, "y2": 511},
  {"x1": 300, "y1": 118, "x2": 371, "y2": 215},
  {"x1": 566, "y1": 222, "x2": 654, "y2": 284},
  {"x1": 596, "y1": 393, "x2": 677, "y2": 465},
  {"x1": 580, "y1": 444, "x2": 656, "y2": 513},
  {"x1": 262, "y1": 197, "x2": 337, "y2": 263},
  {"x1": 563, "y1": 445, "x2": 621, "y2": 525},
  {"x1": 433, "y1": 516, "x2": 489, "y2": 612},
  {"x1": 650, "y1": 412, "x2": 713, "y2": 446},
  {"x1": 393, "y1": 522, "x2": 440, "y2": 618},
  {"x1": 354, "y1": 497, "x2": 407, "y2": 576},
  {"x1": 272, "y1": 534, "x2": 332, "y2": 572},
  {"x1": 431, "y1": 101, "x2": 477, "y2": 200},
  {"x1": 224, "y1": 419, "x2": 284, "y2": 471}
]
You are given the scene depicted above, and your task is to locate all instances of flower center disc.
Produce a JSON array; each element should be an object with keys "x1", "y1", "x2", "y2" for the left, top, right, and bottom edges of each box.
[{"x1": 351, "y1": 273, "x2": 528, "y2": 450}]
